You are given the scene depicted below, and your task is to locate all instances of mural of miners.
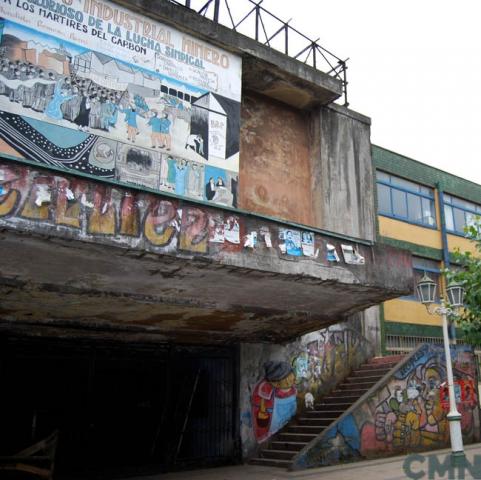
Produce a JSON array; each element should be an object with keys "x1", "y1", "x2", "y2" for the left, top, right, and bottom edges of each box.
[
  {"x1": 251, "y1": 361, "x2": 297, "y2": 443},
  {"x1": 120, "y1": 105, "x2": 140, "y2": 142},
  {"x1": 45, "y1": 79, "x2": 74, "y2": 120},
  {"x1": 159, "y1": 113, "x2": 172, "y2": 150},
  {"x1": 148, "y1": 110, "x2": 163, "y2": 148},
  {"x1": 73, "y1": 92, "x2": 91, "y2": 131},
  {"x1": 0, "y1": 18, "x2": 241, "y2": 208}
]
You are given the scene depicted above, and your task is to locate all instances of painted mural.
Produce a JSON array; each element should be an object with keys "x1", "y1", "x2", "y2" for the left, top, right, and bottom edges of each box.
[
  {"x1": 0, "y1": 0, "x2": 241, "y2": 206},
  {"x1": 292, "y1": 344, "x2": 480, "y2": 470},
  {"x1": 240, "y1": 324, "x2": 373, "y2": 455},
  {"x1": 0, "y1": 160, "x2": 371, "y2": 265},
  {"x1": 252, "y1": 361, "x2": 297, "y2": 442}
]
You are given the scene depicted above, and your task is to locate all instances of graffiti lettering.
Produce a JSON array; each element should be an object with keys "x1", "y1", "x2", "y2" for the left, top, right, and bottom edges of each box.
[
  {"x1": 179, "y1": 207, "x2": 208, "y2": 253},
  {"x1": 56, "y1": 179, "x2": 81, "y2": 229},
  {"x1": 87, "y1": 185, "x2": 116, "y2": 235}
]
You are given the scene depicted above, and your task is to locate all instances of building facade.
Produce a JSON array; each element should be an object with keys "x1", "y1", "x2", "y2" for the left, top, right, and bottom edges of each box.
[
  {"x1": 0, "y1": 0, "x2": 415, "y2": 475},
  {"x1": 373, "y1": 145, "x2": 481, "y2": 355}
]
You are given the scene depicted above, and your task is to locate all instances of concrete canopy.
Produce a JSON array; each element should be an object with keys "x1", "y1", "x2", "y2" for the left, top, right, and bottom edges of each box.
[{"x1": 0, "y1": 159, "x2": 413, "y2": 344}]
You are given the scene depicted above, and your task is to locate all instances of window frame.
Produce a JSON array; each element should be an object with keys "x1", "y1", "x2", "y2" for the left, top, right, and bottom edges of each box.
[
  {"x1": 443, "y1": 193, "x2": 481, "y2": 236},
  {"x1": 376, "y1": 171, "x2": 437, "y2": 228},
  {"x1": 402, "y1": 259, "x2": 441, "y2": 303}
]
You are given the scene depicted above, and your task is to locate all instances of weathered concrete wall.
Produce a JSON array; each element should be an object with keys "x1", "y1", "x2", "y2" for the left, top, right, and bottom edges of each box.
[
  {"x1": 311, "y1": 104, "x2": 375, "y2": 241},
  {"x1": 291, "y1": 344, "x2": 480, "y2": 469},
  {"x1": 240, "y1": 320, "x2": 373, "y2": 459},
  {"x1": 361, "y1": 306, "x2": 382, "y2": 356},
  {"x1": 239, "y1": 93, "x2": 312, "y2": 225},
  {"x1": 238, "y1": 95, "x2": 375, "y2": 242}
]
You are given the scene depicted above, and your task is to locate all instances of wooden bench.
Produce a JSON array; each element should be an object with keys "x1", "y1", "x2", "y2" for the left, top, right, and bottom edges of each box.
[{"x1": 0, "y1": 430, "x2": 59, "y2": 479}]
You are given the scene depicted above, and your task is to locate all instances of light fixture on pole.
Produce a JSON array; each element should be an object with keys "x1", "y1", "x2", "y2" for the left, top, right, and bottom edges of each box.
[{"x1": 416, "y1": 272, "x2": 466, "y2": 464}]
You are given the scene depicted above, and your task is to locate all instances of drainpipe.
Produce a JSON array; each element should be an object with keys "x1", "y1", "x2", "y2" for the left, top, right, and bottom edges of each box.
[{"x1": 437, "y1": 183, "x2": 456, "y2": 342}]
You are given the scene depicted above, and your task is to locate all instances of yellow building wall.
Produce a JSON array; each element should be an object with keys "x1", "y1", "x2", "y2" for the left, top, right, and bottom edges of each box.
[
  {"x1": 379, "y1": 195, "x2": 479, "y2": 331},
  {"x1": 447, "y1": 234, "x2": 478, "y2": 256},
  {"x1": 384, "y1": 298, "x2": 443, "y2": 327},
  {"x1": 378, "y1": 216, "x2": 442, "y2": 249}
]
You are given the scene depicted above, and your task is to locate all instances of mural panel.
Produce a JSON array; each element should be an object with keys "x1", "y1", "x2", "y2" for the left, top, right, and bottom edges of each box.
[
  {"x1": 0, "y1": 0, "x2": 241, "y2": 206},
  {"x1": 292, "y1": 344, "x2": 480, "y2": 470},
  {"x1": 240, "y1": 325, "x2": 373, "y2": 456}
]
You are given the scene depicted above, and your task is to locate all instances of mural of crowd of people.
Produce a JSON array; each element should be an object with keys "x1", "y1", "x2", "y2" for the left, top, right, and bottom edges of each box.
[
  {"x1": 292, "y1": 344, "x2": 480, "y2": 469},
  {"x1": 0, "y1": 18, "x2": 240, "y2": 207}
]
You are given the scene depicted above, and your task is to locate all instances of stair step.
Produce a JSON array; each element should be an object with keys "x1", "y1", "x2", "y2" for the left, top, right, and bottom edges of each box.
[
  {"x1": 286, "y1": 425, "x2": 325, "y2": 434},
  {"x1": 340, "y1": 376, "x2": 376, "y2": 388},
  {"x1": 259, "y1": 449, "x2": 297, "y2": 461},
  {"x1": 250, "y1": 457, "x2": 292, "y2": 468},
  {"x1": 277, "y1": 432, "x2": 318, "y2": 443},
  {"x1": 298, "y1": 417, "x2": 337, "y2": 426},
  {"x1": 321, "y1": 394, "x2": 360, "y2": 402},
  {"x1": 315, "y1": 402, "x2": 353, "y2": 410},
  {"x1": 368, "y1": 355, "x2": 404, "y2": 364},
  {"x1": 271, "y1": 441, "x2": 308, "y2": 452},
  {"x1": 333, "y1": 388, "x2": 369, "y2": 396},
  {"x1": 345, "y1": 374, "x2": 385, "y2": 382},
  {"x1": 355, "y1": 365, "x2": 394, "y2": 372},
  {"x1": 304, "y1": 409, "x2": 345, "y2": 416}
]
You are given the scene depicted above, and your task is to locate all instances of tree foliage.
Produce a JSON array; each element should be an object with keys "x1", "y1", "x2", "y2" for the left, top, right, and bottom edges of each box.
[{"x1": 446, "y1": 217, "x2": 481, "y2": 345}]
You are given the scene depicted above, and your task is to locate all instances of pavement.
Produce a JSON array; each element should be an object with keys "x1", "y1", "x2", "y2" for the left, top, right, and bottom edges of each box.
[{"x1": 126, "y1": 443, "x2": 481, "y2": 480}]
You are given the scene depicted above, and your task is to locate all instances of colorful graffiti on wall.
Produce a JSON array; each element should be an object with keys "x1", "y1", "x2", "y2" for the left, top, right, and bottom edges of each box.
[
  {"x1": 0, "y1": 0, "x2": 241, "y2": 206},
  {"x1": 0, "y1": 160, "x2": 370, "y2": 264},
  {"x1": 291, "y1": 328, "x2": 371, "y2": 401},
  {"x1": 292, "y1": 344, "x2": 480, "y2": 469},
  {"x1": 247, "y1": 326, "x2": 372, "y2": 445},
  {"x1": 252, "y1": 361, "x2": 297, "y2": 442}
]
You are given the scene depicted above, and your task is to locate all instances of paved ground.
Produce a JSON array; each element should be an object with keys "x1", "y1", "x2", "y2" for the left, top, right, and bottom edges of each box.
[{"x1": 126, "y1": 443, "x2": 481, "y2": 480}]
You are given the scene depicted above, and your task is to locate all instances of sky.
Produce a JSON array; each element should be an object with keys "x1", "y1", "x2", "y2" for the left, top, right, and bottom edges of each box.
[{"x1": 224, "y1": 0, "x2": 481, "y2": 185}]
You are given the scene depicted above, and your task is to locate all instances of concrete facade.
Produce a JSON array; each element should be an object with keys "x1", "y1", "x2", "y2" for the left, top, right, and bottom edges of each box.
[
  {"x1": 0, "y1": 160, "x2": 411, "y2": 343},
  {"x1": 0, "y1": 0, "x2": 414, "y2": 473}
]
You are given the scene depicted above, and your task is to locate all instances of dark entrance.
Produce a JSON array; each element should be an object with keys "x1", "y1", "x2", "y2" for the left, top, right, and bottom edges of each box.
[{"x1": 0, "y1": 335, "x2": 240, "y2": 478}]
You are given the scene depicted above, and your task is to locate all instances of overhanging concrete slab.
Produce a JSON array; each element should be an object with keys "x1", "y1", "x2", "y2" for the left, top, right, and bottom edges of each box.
[{"x1": 0, "y1": 160, "x2": 412, "y2": 344}]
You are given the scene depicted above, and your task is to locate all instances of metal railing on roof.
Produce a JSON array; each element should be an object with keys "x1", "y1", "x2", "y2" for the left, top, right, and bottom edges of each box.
[{"x1": 168, "y1": 0, "x2": 349, "y2": 106}]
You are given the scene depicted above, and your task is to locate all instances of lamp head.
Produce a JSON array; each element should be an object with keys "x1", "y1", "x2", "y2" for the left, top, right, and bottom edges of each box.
[
  {"x1": 416, "y1": 272, "x2": 437, "y2": 305},
  {"x1": 446, "y1": 282, "x2": 465, "y2": 309}
]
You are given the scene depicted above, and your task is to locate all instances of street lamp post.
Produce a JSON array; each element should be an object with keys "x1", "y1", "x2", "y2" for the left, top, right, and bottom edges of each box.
[{"x1": 416, "y1": 274, "x2": 466, "y2": 463}]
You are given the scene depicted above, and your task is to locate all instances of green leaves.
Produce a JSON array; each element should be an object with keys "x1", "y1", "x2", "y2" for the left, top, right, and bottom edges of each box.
[{"x1": 446, "y1": 216, "x2": 481, "y2": 345}]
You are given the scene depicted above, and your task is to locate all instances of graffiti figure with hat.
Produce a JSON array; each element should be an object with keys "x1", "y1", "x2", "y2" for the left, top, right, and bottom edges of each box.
[{"x1": 251, "y1": 361, "x2": 297, "y2": 442}]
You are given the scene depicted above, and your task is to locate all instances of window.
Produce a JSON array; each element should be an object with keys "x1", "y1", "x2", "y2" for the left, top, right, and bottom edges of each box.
[
  {"x1": 403, "y1": 257, "x2": 441, "y2": 302},
  {"x1": 74, "y1": 57, "x2": 91, "y2": 73},
  {"x1": 443, "y1": 193, "x2": 481, "y2": 235},
  {"x1": 376, "y1": 171, "x2": 436, "y2": 227}
]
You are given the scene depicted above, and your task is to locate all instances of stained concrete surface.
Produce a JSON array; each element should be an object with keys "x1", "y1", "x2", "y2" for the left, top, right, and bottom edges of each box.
[{"x1": 124, "y1": 443, "x2": 481, "y2": 480}]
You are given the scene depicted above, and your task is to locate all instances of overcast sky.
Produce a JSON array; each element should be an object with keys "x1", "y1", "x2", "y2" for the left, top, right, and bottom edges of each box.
[{"x1": 235, "y1": 0, "x2": 481, "y2": 186}]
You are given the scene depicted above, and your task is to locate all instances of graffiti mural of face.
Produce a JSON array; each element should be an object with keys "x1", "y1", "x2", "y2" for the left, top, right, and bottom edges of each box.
[
  {"x1": 406, "y1": 377, "x2": 421, "y2": 401},
  {"x1": 251, "y1": 361, "x2": 297, "y2": 443}
]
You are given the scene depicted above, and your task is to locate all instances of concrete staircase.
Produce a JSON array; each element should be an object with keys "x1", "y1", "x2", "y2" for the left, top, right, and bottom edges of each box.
[{"x1": 250, "y1": 355, "x2": 404, "y2": 468}]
